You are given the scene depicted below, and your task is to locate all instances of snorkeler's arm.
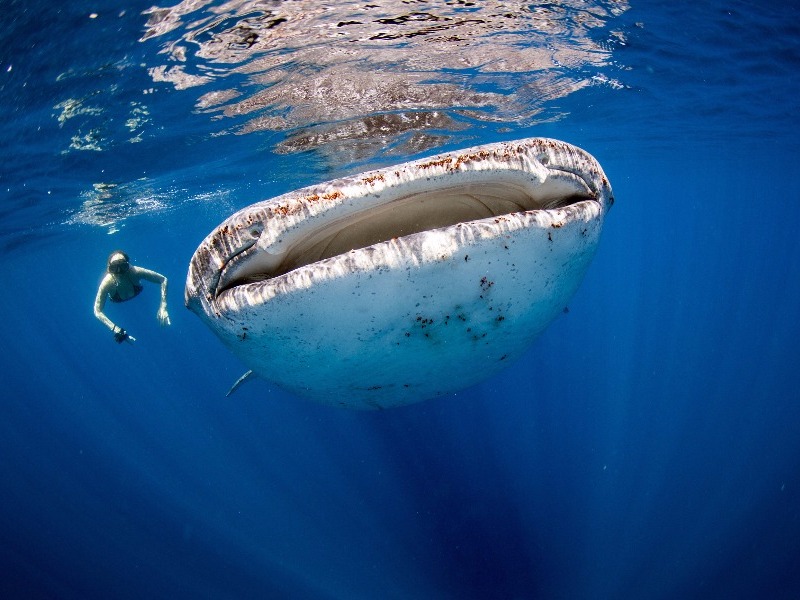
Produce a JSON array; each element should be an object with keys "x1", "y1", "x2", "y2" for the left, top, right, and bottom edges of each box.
[
  {"x1": 93, "y1": 276, "x2": 118, "y2": 332},
  {"x1": 94, "y1": 277, "x2": 134, "y2": 342},
  {"x1": 134, "y1": 267, "x2": 168, "y2": 305},
  {"x1": 134, "y1": 266, "x2": 170, "y2": 326}
]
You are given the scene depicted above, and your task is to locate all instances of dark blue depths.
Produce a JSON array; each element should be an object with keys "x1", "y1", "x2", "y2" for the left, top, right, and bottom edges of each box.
[{"x1": 1, "y1": 1, "x2": 800, "y2": 598}]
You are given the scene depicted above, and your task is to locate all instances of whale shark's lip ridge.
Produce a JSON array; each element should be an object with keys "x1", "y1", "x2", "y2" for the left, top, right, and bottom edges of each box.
[
  {"x1": 217, "y1": 199, "x2": 603, "y2": 316},
  {"x1": 186, "y1": 137, "x2": 612, "y2": 314}
]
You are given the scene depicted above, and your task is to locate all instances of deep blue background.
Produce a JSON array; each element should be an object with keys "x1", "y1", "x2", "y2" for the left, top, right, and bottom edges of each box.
[{"x1": 1, "y1": 1, "x2": 799, "y2": 598}]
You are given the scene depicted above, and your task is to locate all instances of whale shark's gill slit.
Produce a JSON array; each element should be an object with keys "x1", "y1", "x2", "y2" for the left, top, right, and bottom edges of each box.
[{"x1": 218, "y1": 179, "x2": 596, "y2": 295}]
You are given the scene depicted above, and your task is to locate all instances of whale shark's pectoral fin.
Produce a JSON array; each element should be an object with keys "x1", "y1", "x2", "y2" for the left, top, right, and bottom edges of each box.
[{"x1": 226, "y1": 369, "x2": 256, "y2": 397}]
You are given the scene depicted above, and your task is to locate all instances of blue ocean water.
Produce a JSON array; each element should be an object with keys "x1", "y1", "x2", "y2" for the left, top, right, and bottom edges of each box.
[{"x1": 2, "y1": 0, "x2": 799, "y2": 598}]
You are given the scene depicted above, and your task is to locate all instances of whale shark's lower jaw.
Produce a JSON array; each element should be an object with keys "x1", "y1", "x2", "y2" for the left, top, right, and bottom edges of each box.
[{"x1": 186, "y1": 138, "x2": 613, "y2": 409}]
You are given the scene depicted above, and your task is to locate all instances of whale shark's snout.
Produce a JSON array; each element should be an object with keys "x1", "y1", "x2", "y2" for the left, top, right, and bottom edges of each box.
[{"x1": 186, "y1": 138, "x2": 613, "y2": 409}]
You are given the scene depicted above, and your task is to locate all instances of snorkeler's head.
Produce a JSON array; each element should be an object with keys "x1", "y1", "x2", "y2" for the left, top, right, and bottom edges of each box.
[{"x1": 107, "y1": 251, "x2": 130, "y2": 274}]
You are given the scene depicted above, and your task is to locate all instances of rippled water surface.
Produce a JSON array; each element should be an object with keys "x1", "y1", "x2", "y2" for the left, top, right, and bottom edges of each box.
[
  {"x1": 1, "y1": 1, "x2": 799, "y2": 598},
  {"x1": 141, "y1": 0, "x2": 626, "y2": 152}
]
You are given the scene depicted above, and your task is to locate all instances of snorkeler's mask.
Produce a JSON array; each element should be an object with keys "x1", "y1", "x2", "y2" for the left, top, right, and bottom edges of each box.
[{"x1": 108, "y1": 252, "x2": 130, "y2": 274}]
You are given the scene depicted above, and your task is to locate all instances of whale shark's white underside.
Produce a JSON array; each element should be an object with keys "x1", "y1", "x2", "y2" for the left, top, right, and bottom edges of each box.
[{"x1": 186, "y1": 138, "x2": 614, "y2": 409}]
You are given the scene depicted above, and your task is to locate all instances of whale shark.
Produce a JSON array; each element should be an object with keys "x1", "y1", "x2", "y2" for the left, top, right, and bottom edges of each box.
[{"x1": 185, "y1": 138, "x2": 614, "y2": 409}]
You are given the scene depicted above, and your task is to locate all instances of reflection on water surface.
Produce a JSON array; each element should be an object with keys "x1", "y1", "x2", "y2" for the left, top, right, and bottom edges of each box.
[{"x1": 142, "y1": 0, "x2": 629, "y2": 158}]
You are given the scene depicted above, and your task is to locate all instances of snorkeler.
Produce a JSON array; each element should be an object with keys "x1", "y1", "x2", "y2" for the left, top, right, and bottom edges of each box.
[{"x1": 94, "y1": 250, "x2": 170, "y2": 343}]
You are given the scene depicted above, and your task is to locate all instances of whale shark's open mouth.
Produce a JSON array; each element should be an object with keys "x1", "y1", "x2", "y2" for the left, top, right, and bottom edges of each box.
[{"x1": 213, "y1": 166, "x2": 599, "y2": 297}]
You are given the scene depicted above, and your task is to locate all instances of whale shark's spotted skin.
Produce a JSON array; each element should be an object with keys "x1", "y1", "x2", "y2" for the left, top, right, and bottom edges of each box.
[{"x1": 186, "y1": 138, "x2": 614, "y2": 409}]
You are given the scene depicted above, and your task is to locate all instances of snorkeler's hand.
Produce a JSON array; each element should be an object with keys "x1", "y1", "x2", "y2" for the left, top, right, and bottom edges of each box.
[
  {"x1": 113, "y1": 326, "x2": 135, "y2": 344},
  {"x1": 157, "y1": 306, "x2": 171, "y2": 327}
]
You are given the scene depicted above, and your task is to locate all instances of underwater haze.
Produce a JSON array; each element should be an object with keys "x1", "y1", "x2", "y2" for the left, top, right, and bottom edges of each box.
[{"x1": 2, "y1": 0, "x2": 800, "y2": 598}]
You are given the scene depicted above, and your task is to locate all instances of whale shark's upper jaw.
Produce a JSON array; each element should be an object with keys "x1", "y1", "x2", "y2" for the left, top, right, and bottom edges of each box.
[{"x1": 186, "y1": 138, "x2": 613, "y2": 316}]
